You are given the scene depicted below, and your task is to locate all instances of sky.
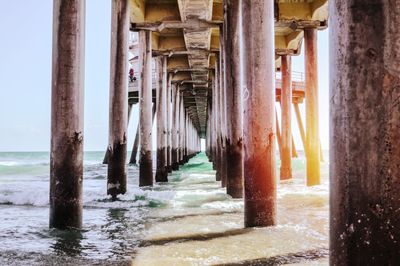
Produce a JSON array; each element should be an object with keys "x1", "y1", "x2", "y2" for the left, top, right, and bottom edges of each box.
[{"x1": 0, "y1": 0, "x2": 329, "y2": 152}]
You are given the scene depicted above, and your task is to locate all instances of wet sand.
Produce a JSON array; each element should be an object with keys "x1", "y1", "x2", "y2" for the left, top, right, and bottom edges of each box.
[{"x1": 133, "y1": 154, "x2": 329, "y2": 265}]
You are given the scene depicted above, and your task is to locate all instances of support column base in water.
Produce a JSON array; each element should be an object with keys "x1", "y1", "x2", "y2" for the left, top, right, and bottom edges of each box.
[
  {"x1": 139, "y1": 151, "x2": 153, "y2": 187},
  {"x1": 107, "y1": 143, "x2": 127, "y2": 197}
]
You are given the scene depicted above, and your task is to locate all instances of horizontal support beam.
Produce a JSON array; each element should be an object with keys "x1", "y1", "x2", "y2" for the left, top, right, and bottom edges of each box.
[
  {"x1": 153, "y1": 49, "x2": 218, "y2": 57},
  {"x1": 168, "y1": 68, "x2": 213, "y2": 73},
  {"x1": 275, "y1": 48, "x2": 300, "y2": 56},
  {"x1": 275, "y1": 20, "x2": 327, "y2": 30},
  {"x1": 131, "y1": 19, "x2": 223, "y2": 32},
  {"x1": 172, "y1": 80, "x2": 210, "y2": 85}
]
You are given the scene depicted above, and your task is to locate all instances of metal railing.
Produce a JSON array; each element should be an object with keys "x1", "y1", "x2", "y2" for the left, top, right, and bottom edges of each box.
[{"x1": 275, "y1": 71, "x2": 305, "y2": 90}]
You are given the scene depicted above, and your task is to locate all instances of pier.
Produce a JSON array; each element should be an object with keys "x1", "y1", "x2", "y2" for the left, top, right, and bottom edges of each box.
[{"x1": 48, "y1": 0, "x2": 400, "y2": 264}]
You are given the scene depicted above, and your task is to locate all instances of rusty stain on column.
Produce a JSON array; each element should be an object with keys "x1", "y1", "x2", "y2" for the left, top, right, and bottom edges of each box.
[
  {"x1": 330, "y1": 1, "x2": 400, "y2": 264},
  {"x1": 155, "y1": 57, "x2": 168, "y2": 182},
  {"x1": 107, "y1": 0, "x2": 129, "y2": 198},
  {"x1": 280, "y1": 55, "x2": 292, "y2": 180},
  {"x1": 242, "y1": 0, "x2": 276, "y2": 227},
  {"x1": 139, "y1": 30, "x2": 153, "y2": 187},
  {"x1": 225, "y1": 0, "x2": 243, "y2": 198},
  {"x1": 304, "y1": 28, "x2": 320, "y2": 186},
  {"x1": 50, "y1": 0, "x2": 85, "y2": 229}
]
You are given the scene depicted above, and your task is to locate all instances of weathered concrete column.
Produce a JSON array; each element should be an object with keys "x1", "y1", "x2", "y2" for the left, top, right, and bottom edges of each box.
[
  {"x1": 50, "y1": 0, "x2": 85, "y2": 229},
  {"x1": 139, "y1": 30, "x2": 153, "y2": 186},
  {"x1": 107, "y1": 0, "x2": 129, "y2": 198},
  {"x1": 184, "y1": 112, "x2": 189, "y2": 162},
  {"x1": 211, "y1": 73, "x2": 218, "y2": 170},
  {"x1": 179, "y1": 94, "x2": 185, "y2": 164},
  {"x1": 280, "y1": 55, "x2": 292, "y2": 180},
  {"x1": 219, "y1": 26, "x2": 228, "y2": 188},
  {"x1": 171, "y1": 84, "x2": 180, "y2": 170},
  {"x1": 155, "y1": 57, "x2": 168, "y2": 182},
  {"x1": 242, "y1": 0, "x2": 276, "y2": 227},
  {"x1": 129, "y1": 104, "x2": 156, "y2": 165},
  {"x1": 275, "y1": 108, "x2": 282, "y2": 157},
  {"x1": 166, "y1": 74, "x2": 173, "y2": 172},
  {"x1": 294, "y1": 102, "x2": 306, "y2": 154},
  {"x1": 304, "y1": 28, "x2": 320, "y2": 186},
  {"x1": 291, "y1": 136, "x2": 298, "y2": 158},
  {"x1": 206, "y1": 106, "x2": 211, "y2": 159},
  {"x1": 129, "y1": 120, "x2": 140, "y2": 164},
  {"x1": 330, "y1": 1, "x2": 400, "y2": 264},
  {"x1": 225, "y1": 0, "x2": 243, "y2": 198},
  {"x1": 209, "y1": 105, "x2": 214, "y2": 162},
  {"x1": 102, "y1": 103, "x2": 132, "y2": 165},
  {"x1": 214, "y1": 65, "x2": 221, "y2": 180}
]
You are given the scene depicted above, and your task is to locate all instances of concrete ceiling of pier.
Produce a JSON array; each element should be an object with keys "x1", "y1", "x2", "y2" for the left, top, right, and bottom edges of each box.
[{"x1": 130, "y1": 0, "x2": 328, "y2": 135}]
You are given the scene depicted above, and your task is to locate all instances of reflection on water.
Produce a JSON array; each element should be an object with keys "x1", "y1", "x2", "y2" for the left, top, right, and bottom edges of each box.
[{"x1": 50, "y1": 229, "x2": 83, "y2": 257}]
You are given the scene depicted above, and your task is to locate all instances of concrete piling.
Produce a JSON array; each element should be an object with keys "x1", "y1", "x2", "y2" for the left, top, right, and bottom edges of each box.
[
  {"x1": 330, "y1": 1, "x2": 400, "y2": 264},
  {"x1": 129, "y1": 121, "x2": 140, "y2": 164},
  {"x1": 214, "y1": 64, "x2": 221, "y2": 181},
  {"x1": 304, "y1": 28, "x2": 320, "y2": 186},
  {"x1": 242, "y1": 0, "x2": 276, "y2": 227},
  {"x1": 138, "y1": 30, "x2": 153, "y2": 187},
  {"x1": 155, "y1": 57, "x2": 168, "y2": 182},
  {"x1": 219, "y1": 26, "x2": 228, "y2": 188},
  {"x1": 225, "y1": 0, "x2": 243, "y2": 198},
  {"x1": 106, "y1": 0, "x2": 129, "y2": 198},
  {"x1": 171, "y1": 84, "x2": 180, "y2": 171},
  {"x1": 179, "y1": 93, "x2": 185, "y2": 165},
  {"x1": 50, "y1": 0, "x2": 85, "y2": 229},
  {"x1": 280, "y1": 55, "x2": 292, "y2": 181},
  {"x1": 166, "y1": 74, "x2": 173, "y2": 172}
]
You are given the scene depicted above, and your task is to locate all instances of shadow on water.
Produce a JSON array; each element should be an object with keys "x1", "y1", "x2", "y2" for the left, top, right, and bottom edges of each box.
[
  {"x1": 214, "y1": 248, "x2": 329, "y2": 266},
  {"x1": 101, "y1": 207, "x2": 145, "y2": 258},
  {"x1": 49, "y1": 228, "x2": 83, "y2": 257},
  {"x1": 140, "y1": 228, "x2": 253, "y2": 247}
]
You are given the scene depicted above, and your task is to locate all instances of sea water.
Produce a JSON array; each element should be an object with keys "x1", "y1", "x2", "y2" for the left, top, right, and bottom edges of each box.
[{"x1": 0, "y1": 151, "x2": 329, "y2": 265}]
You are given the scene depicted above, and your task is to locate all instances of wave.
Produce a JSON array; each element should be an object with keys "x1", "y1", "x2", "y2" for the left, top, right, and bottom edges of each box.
[
  {"x1": 0, "y1": 161, "x2": 49, "y2": 167},
  {"x1": 0, "y1": 184, "x2": 176, "y2": 209}
]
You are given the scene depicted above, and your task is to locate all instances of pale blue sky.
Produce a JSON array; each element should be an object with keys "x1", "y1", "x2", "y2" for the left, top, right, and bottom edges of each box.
[{"x1": 0, "y1": 0, "x2": 329, "y2": 152}]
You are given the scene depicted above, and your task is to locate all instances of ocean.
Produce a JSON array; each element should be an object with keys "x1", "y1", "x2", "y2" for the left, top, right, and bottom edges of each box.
[{"x1": 0, "y1": 151, "x2": 329, "y2": 265}]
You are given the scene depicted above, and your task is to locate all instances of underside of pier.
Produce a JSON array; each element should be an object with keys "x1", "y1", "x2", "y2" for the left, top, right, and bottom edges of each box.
[{"x1": 50, "y1": 0, "x2": 400, "y2": 264}]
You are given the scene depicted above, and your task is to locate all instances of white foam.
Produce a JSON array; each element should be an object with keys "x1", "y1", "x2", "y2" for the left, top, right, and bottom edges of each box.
[{"x1": 0, "y1": 182, "x2": 176, "y2": 208}]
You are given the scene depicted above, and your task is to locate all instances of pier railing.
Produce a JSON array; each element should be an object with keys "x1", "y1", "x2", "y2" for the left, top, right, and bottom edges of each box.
[
  {"x1": 275, "y1": 71, "x2": 305, "y2": 91},
  {"x1": 129, "y1": 69, "x2": 306, "y2": 94}
]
